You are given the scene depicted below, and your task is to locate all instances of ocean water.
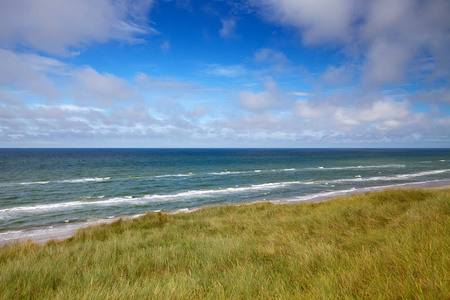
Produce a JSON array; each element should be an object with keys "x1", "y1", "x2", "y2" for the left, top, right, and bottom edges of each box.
[{"x1": 1, "y1": 148, "x2": 450, "y2": 243}]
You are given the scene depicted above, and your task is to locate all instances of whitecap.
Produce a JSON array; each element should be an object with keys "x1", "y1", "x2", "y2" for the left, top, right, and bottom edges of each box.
[
  {"x1": 60, "y1": 177, "x2": 110, "y2": 183},
  {"x1": 155, "y1": 173, "x2": 194, "y2": 178},
  {"x1": 19, "y1": 181, "x2": 50, "y2": 185}
]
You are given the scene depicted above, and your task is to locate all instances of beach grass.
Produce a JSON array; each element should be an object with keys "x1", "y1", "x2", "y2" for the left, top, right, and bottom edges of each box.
[{"x1": 1, "y1": 188, "x2": 449, "y2": 299}]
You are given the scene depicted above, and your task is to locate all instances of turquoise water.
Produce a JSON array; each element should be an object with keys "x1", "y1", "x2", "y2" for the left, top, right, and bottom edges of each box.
[{"x1": 1, "y1": 149, "x2": 450, "y2": 241}]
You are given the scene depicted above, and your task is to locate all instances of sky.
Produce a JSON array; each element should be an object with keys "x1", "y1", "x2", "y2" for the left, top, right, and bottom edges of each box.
[{"x1": 0, "y1": 0, "x2": 449, "y2": 148}]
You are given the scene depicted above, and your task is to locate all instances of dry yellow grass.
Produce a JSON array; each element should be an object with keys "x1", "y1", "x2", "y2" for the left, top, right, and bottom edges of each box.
[{"x1": 1, "y1": 188, "x2": 449, "y2": 299}]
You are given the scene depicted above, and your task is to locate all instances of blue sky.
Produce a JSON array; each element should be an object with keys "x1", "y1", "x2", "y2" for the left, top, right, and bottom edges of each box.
[{"x1": 0, "y1": 0, "x2": 449, "y2": 148}]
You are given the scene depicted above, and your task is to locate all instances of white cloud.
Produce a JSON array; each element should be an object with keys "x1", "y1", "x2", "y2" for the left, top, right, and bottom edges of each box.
[
  {"x1": 219, "y1": 19, "x2": 238, "y2": 39},
  {"x1": 290, "y1": 92, "x2": 313, "y2": 97},
  {"x1": 254, "y1": 48, "x2": 288, "y2": 64},
  {"x1": 239, "y1": 80, "x2": 285, "y2": 110},
  {"x1": 359, "y1": 100, "x2": 410, "y2": 122},
  {"x1": 322, "y1": 65, "x2": 354, "y2": 86},
  {"x1": 362, "y1": 41, "x2": 412, "y2": 86},
  {"x1": 0, "y1": 0, "x2": 155, "y2": 55},
  {"x1": 250, "y1": 0, "x2": 356, "y2": 44},
  {"x1": 71, "y1": 67, "x2": 139, "y2": 106},
  {"x1": 135, "y1": 73, "x2": 195, "y2": 93},
  {"x1": 0, "y1": 88, "x2": 22, "y2": 105},
  {"x1": 160, "y1": 41, "x2": 171, "y2": 53},
  {"x1": 294, "y1": 100, "x2": 330, "y2": 120},
  {"x1": 34, "y1": 104, "x2": 104, "y2": 113},
  {"x1": 0, "y1": 49, "x2": 60, "y2": 97},
  {"x1": 414, "y1": 88, "x2": 450, "y2": 105},
  {"x1": 362, "y1": 0, "x2": 450, "y2": 85},
  {"x1": 201, "y1": 64, "x2": 247, "y2": 77},
  {"x1": 249, "y1": 0, "x2": 450, "y2": 86},
  {"x1": 190, "y1": 106, "x2": 211, "y2": 117},
  {"x1": 294, "y1": 97, "x2": 414, "y2": 133}
]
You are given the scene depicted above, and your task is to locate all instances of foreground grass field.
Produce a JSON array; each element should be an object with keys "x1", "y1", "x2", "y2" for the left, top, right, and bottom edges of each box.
[{"x1": 1, "y1": 189, "x2": 449, "y2": 299}]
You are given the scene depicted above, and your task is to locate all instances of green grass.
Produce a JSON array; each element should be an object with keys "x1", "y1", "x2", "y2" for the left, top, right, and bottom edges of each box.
[{"x1": 1, "y1": 189, "x2": 449, "y2": 299}]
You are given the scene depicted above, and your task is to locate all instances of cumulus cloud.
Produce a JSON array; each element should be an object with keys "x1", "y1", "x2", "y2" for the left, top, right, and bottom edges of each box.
[
  {"x1": 294, "y1": 100, "x2": 330, "y2": 120},
  {"x1": 295, "y1": 96, "x2": 413, "y2": 131},
  {"x1": 0, "y1": 101, "x2": 162, "y2": 146},
  {"x1": 239, "y1": 80, "x2": 285, "y2": 110},
  {"x1": 0, "y1": 49, "x2": 60, "y2": 97},
  {"x1": 322, "y1": 65, "x2": 355, "y2": 86},
  {"x1": 0, "y1": 0, "x2": 155, "y2": 55},
  {"x1": 248, "y1": 0, "x2": 450, "y2": 86},
  {"x1": 253, "y1": 48, "x2": 292, "y2": 74},
  {"x1": 249, "y1": 0, "x2": 357, "y2": 44},
  {"x1": 223, "y1": 112, "x2": 283, "y2": 133},
  {"x1": 414, "y1": 88, "x2": 450, "y2": 105},
  {"x1": 71, "y1": 67, "x2": 139, "y2": 106},
  {"x1": 362, "y1": 40, "x2": 412, "y2": 86}
]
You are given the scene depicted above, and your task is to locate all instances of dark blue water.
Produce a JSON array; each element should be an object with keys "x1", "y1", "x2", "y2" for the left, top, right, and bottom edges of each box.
[{"x1": 1, "y1": 149, "x2": 450, "y2": 241}]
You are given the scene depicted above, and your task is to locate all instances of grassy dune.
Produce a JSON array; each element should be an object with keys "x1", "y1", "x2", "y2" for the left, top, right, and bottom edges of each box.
[{"x1": 1, "y1": 189, "x2": 449, "y2": 299}]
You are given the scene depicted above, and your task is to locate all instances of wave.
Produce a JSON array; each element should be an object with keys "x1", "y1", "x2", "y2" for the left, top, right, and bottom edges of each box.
[
  {"x1": 211, "y1": 171, "x2": 249, "y2": 175},
  {"x1": 11, "y1": 177, "x2": 110, "y2": 186},
  {"x1": 154, "y1": 173, "x2": 194, "y2": 178},
  {"x1": 312, "y1": 164, "x2": 405, "y2": 171},
  {"x1": 282, "y1": 179, "x2": 450, "y2": 204},
  {"x1": 279, "y1": 187, "x2": 359, "y2": 203},
  {"x1": 0, "y1": 180, "x2": 313, "y2": 218},
  {"x1": 211, "y1": 168, "x2": 297, "y2": 176},
  {"x1": 208, "y1": 164, "x2": 406, "y2": 176},
  {"x1": 1, "y1": 169, "x2": 448, "y2": 219},
  {"x1": 80, "y1": 195, "x2": 105, "y2": 201},
  {"x1": 60, "y1": 177, "x2": 110, "y2": 183},
  {"x1": 19, "y1": 181, "x2": 50, "y2": 185},
  {"x1": 331, "y1": 169, "x2": 450, "y2": 183}
]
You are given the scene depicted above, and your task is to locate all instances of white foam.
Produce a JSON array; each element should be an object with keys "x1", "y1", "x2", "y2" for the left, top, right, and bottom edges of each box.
[
  {"x1": 211, "y1": 171, "x2": 246, "y2": 175},
  {"x1": 0, "y1": 180, "x2": 310, "y2": 218},
  {"x1": 281, "y1": 188, "x2": 360, "y2": 203},
  {"x1": 0, "y1": 218, "x2": 118, "y2": 245},
  {"x1": 12, "y1": 177, "x2": 110, "y2": 186},
  {"x1": 155, "y1": 173, "x2": 194, "y2": 178},
  {"x1": 19, "y1": 181, "x2": 50, "y2": 185},
  {"x1": 211, "y1": 168, "x2": 296, "y2": 175},
  {"x1": 332, "y1": 169, "x2": 450, "y2": 183},
  {"x1": 169, "y1": 208, "x2": 199, "y2": 214},
  {"x1": 60, "y1": 177, "x2": 110, "y2": 183},
  {"x1": 313, "y1": 164, "x2": 405, "y2": 171},
  {"x1": 82, "y1": 195, "x2": 105, "y2": 200},
  {"x1": 2, "y1": 169, "x2": 449, "y2": 219}
]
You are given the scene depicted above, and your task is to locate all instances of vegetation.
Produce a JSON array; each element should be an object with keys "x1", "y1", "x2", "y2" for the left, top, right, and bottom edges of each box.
[{"x1": 1, "y1": 189, "x2": 449, "y2": 299}]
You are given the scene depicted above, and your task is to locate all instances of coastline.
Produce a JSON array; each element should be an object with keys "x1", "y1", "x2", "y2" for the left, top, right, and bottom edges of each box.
[{"x1": 1, "y1": 179, "x2": 449, "y2": 247}]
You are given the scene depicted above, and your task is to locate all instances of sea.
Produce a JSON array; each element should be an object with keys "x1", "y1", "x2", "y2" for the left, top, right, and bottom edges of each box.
[{"x1": 1, "y1": 148, "x2": 450, "y2": 244}]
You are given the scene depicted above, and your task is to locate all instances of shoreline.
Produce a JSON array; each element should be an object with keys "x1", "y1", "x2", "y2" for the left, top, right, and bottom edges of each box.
[{"x1": 1, "y1": 179, "x2": 449, "y2": 247}]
